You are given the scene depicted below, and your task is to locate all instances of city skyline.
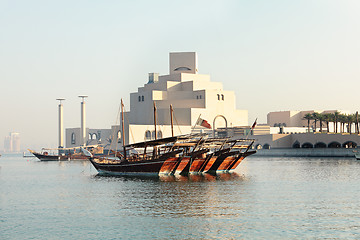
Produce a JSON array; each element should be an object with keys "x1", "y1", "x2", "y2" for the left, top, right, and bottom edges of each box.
[
  {"x1": 1, "y1": 0, "x2": 359, "y2": 150},
  {"x1": 3, "y1": 132, "x2": 20, "y2": 153}
]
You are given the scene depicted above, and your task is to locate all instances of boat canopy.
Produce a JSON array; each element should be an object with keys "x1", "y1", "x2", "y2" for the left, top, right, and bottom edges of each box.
[
  {"x1": 125, "y1": 133, "x2": 208, "y2": 148},
  {"x1": 125, "y1": 136, "x2": 179, "y2": 148},
  {"x1": 40, "y1": 145, "x2": 101, "y2": 151}
]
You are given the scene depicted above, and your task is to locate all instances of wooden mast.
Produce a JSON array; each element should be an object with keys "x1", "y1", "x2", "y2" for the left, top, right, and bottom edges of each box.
[
  {"x1": 153, "y1": 101, "x2": 157, "y2": 140},
  {"x1": 153, "y1": 101, "x2": 158, "y2": 159},
  {"x1": 170, "y1": 104, "x2": 174, "y2": 137},
  {"x1": 121, "y1": 99, "x2": 126, "y2": 160},
  {"x1": 356, "y1": 111, "x2": 359, "y2": 134}
]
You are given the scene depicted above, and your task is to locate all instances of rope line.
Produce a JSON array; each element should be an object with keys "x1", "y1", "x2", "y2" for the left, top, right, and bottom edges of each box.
[
  {"x1": 173, "y1": 112, "x2": 182, "y2": 135},
  {"x1": 108, "y1": 103, "x2": 121, "y2": 156},
  {"x1": 124, "y1": 109, "x2": 135, "y2": 143}
]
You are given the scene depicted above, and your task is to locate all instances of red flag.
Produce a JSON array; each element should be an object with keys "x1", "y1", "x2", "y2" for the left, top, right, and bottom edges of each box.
[{"x1": 197, "y1": 118, "x2": 211, "y2": 129}]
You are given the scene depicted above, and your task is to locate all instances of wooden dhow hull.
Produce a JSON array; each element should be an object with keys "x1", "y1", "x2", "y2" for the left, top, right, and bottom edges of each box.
[
  {"x1": 29, "y1": 148, "x2": 96, "y2": 162},
  {"x1": 32, "y1": 153, "x2": 89, "y2": 161},
  {"x1": 32, "y1": 152, "x2": 61, "y2": 161},
  {"x1": 89, "y1": 158, "x2": 167, "y2": 175},
  {"x1": 88, "y1": 150, "x2": 256, "y2": 176}
]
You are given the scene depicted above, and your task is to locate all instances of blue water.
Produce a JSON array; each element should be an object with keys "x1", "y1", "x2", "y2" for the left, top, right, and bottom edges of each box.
[{"x1": 1, "y1": 155, "x2": 360, "y2": 239}]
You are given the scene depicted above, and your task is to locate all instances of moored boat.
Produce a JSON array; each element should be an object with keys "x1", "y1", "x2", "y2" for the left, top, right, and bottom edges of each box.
[
  {"x1": 28, "y1": 149, "x2": 62, "y2": 161},
  {"x1": 28, "y1": 145, "x2": 103, "y2": 161},
  {"x1": 84, "y1": 135, "x2": 256, "y2": 176},
  {"x1": 83, "y1": 99, "x2": 256, "y2": 176}
]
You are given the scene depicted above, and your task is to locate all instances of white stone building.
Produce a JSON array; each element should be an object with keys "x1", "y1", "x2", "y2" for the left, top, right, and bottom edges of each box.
[
  {"x1": 65, "y1": 52, "x2": 248, "y2": 148},
  {"x1": 243, "y1": 109, "x2": 360, "y2": 150},
  {"x1": 267, "y1": 110, "x2": 350, "y2": 130}
]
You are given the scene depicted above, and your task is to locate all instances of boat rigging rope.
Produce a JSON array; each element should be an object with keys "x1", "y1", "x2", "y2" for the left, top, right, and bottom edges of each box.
[
  {"x1": 107, "y1": 104, "x2": 121, "y2": 156},
  {"x1": 124, "y1": 110, "x2": 135, "y2": 144},
  {"x1": 173, "y1": 112, "x2": 182, "y2": 135}
]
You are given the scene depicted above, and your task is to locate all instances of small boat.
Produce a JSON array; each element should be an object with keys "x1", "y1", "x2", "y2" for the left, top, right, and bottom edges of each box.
[
  {"x1": 28, "y1": 145, "x2": 103, "y2": 161},
  {"x1": 28, "y1": 149, "x2": 62, "y2": 161}
]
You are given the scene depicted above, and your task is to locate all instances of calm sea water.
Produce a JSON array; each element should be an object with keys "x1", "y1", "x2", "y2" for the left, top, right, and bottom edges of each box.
[{"x1": 1, "y1": 154, "x2": 360, "y2": 239}]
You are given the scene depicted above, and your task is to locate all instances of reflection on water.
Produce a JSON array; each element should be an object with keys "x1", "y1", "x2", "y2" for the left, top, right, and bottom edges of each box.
[
  {"x1": 93, "y1": 172, "x2": 244, "y2": 182},
  {"x1": 160, "y1": 172, "x2": 245, "y2": 182},
  {"x1": 2, "y1": 155, "x2": 360, "y2": 239}
]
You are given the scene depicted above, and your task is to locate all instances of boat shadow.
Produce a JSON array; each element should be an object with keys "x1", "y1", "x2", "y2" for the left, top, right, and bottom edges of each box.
[{"x1": 92, "y1": 172, "x2": 245, "y2": 182}]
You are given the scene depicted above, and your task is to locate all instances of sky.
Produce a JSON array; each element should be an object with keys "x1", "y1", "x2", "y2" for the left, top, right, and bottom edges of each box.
[{"x1": 0, "y1": 0, "x2": 359, "y2": 150}]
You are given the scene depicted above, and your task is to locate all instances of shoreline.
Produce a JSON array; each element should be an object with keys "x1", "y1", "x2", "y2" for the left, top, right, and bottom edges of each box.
[{"x1": 252, "y1": 148, "x2": 356, "y2": 158}]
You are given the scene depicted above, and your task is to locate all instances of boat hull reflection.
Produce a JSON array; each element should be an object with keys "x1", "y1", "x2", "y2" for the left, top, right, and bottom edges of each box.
[{"x1": 93, "y1": 172, "x2": 244, "y2": 182}]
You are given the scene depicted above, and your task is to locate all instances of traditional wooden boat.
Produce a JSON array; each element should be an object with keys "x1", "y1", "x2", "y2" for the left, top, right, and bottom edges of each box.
[
  {"x1": 83, "y1": 100, "x2": 256, "y2": 175},
  {"x1": 84, "y1": 135, "x2": 256, "y2": 176},
  {"x1": 28, "y1": 149, "x2": 62, "y2": 161},
  {"x1": 28, "y1": 145, "x2": 103, "y2": 161}
]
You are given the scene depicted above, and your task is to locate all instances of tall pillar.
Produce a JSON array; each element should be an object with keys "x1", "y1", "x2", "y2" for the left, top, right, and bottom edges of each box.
[
  {"x1": 79, "y1": 95, "x2": 88, "y2": 146},
  {"x1": 56, "y1": 98, "x2": 65, "y2": 149}
]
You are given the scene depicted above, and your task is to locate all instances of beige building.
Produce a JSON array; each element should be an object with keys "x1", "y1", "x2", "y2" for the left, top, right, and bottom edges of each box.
[
  {"x1": 251, "y1": 132, "x2": 360, "y2": 149},
  {"x1": 66, "y1": 52, "x2": 249, "y2": 148},
  {"x1": 65, "y1": 128, "x2": 114, "y2": 149},
  {"x1": 267, "y1": 110, "x2": 350, "y2": 131},
  {"x1": 245, "y1": 109, "x2": 360, "y2": 150}
]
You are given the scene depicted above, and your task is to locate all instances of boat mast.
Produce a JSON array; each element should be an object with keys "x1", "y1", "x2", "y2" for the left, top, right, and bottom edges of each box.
[
  {"x1": 170, "y1": 104, "x2": 174, "y2": 137},
  {"x1": 121, "y1": 99, "x2": 126, "y2": 160},
  {"x1": 153, "y1": 101, "x2": 157, "y2": 140},
  {"x1": 356, "y1": 111, "x2": 359, "y2": 134}
]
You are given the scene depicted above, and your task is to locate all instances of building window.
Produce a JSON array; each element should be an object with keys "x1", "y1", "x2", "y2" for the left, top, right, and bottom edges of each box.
[
  {"x1": 145, "y1": 130, "x2": 151, "y2": 140},
  {"x1": 88, "y1": 133, "x2": 97, "y2": 140},
  {"x1": 92, "y1": 133, "x2": 97, "y2": 140},
  {"x1": 142, "y1": 96, "x2": 144, "y2": 101},
  {"x1": 157, "y1": 130, "x2": 163, "y2": 139},
  {"x1": 71, "y1": 133, "x2": 76, "y2": 144},
  {"x1": 138, "y1": 96, "x2": 141, "y2": 102},
  {"x1": 196, "y1": 96, "x2": 199, "y2": 99},
  {"x1": 199, "y1": 95, "x2": 202, "y2": 99},
  {"x1": 217, "y1": 94, "x2": 220, "y2": 100},
  {"x1": 151, "y1": 131, "x2": 156, "y2": 140},
  {"x1": 221, "y1": 94, "x2": 224, "y2": 100}
]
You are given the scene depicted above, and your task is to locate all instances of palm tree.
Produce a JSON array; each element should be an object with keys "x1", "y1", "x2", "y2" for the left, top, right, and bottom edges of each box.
[
  {"x1": 317, "y1": 113, "x2": 325, "y2": 132},
  {"x1": 303, "y1": 113, "x2": 313, "y2": 133},
  {"x1": 323, "y1": 113, "x2": 333, "y2": 133},
  {"x1": 339, "y1": 114, "x2": 347, "y2": 133},
  {"x1": 347, "y1": 114, "x2": 356, "y2": 134},
  {"x1": 333, "y1": 111, "x2": 340, "y2": 133},
  {"x1": 312, "y1": 112, "x2": 319, "y2": 132}
]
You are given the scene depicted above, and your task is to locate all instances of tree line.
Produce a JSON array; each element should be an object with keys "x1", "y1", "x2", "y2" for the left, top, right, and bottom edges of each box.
[{"x1": 303, "y1": 111, "x2": 360, "y2": 134}]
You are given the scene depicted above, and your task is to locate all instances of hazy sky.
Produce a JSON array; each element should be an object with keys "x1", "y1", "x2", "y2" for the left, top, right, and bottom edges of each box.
[{"x1": 1, "y1": 0, "x2": 359, "y2": 150}]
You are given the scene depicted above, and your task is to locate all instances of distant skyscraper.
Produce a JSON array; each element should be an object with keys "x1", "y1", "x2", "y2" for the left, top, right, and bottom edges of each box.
[
  {"x1": 4, "y1": 136, "x2": 11, "y2": 152},
  {"x1": 4, "y1": 132, "x2": 20, "y2": 152}
]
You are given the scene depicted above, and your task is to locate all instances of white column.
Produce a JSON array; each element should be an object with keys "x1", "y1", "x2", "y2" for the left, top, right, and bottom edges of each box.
[
  {"x1": 59, "y1": 103, "x2": 64, "y2": 147},
  {"x1": 56, "y1": 99, "x2": 65, "y2": 149},
  {"x1": 79, "y1": 96, "x2": 88, "y2": 146}
]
